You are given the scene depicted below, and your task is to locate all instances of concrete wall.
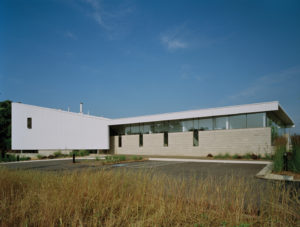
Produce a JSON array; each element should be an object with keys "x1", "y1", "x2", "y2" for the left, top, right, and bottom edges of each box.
[
  {"x1": 12, "y1": 103, "x2": 110, "y2": 150},
  {"x1": 110, "y1": 127, "x2": 272, "y2": 157}
]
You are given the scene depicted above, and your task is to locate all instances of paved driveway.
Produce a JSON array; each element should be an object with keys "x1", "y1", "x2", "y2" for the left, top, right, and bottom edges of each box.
[{"x1": 1, "y1": 159, "x2": 265, "y2": 179}]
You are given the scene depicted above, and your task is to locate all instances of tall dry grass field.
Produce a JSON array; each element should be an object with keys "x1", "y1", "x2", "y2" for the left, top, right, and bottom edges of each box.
[{"x1": 0, "y1": 168, "x2": 299, "y2": 226}]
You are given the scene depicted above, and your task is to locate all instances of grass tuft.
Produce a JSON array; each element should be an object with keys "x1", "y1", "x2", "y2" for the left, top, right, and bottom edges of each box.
[{"x1": 0, "y1": 168, "x2": 298, "y2": 226}]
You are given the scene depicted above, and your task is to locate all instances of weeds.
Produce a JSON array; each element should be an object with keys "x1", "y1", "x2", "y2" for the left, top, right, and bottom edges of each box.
[
  {"x1": 273, "y1": 146, "x2": 285, "y2": 172},
  {"x1": 0, "y1": 168, "x2": 298, "y2": 226}
]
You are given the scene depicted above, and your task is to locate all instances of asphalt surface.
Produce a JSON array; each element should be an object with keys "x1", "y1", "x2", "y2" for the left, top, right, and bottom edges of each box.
[{"x1": 2, "y1": 159, "x2": 265, "y2": 179}]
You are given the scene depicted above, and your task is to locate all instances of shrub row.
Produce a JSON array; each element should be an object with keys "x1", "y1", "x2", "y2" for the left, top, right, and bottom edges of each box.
[
  {"x1": 36, "y1": 150, "x2": 91, "y2": 160},
  {"x1": 207, "y1": 153, "x2": 271, "y2": 160},
  {"x1": 104, "y1": 155, "x2": 143, "y2": 163},
  {"x1": 0, "y1": 154, "x2": 31, "y2": 162}
]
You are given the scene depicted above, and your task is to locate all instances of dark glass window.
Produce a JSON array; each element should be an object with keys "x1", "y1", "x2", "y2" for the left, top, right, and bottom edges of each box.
[
  {"x1": 199, "y1": 118, "x2": 213, "y2": 131},
  {"x1": 168, "y1": 120, "x2": 181, "y2": 132},
  {"x1": 139, "y1": 134, "x2": 143, "y2": 147},
  {"x1": 27, "y1": 118, "x2": 32, "y2": 129},
  {"x1": 214, "y1": 117, "x2": 227, "y2": 130},
  {"x1": 164, "y1": 132, "x2": 168, "y2": 147},
  {"x1": 182, "y1": 119, "x2": 194, "y2": 132},
  {"x1": 118, "y1": 135, "x2": 122, "y2": 147},
  {"x1": 247, "y1": 113, "x2": 264, "y2": 128},
  {"x1": 229, "y1": 114, "x2": 246, "y2": 129},
  {"x1": 193, "y1": 130, "x2": 199, "y2": 146}
]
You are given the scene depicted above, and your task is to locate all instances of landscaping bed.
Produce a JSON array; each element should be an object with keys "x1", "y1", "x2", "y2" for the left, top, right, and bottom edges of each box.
[{"x1": 276, "y1": 171, "x2": 300, "y2": 180}]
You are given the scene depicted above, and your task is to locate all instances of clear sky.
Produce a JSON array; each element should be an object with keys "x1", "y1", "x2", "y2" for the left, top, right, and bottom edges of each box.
[{"x1": 1, "y1": 0, "x2": 300, "y2": 133}]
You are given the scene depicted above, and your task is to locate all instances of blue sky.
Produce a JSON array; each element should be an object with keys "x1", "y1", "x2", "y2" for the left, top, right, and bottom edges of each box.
[{"x1": 1, "y1": 0, "x2": 300, "y2": 132}]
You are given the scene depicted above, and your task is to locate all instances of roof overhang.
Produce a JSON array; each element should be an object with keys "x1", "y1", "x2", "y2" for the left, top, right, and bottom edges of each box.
[{"x1": 109, "y1": 101, "x2": 294, "y2": 127}]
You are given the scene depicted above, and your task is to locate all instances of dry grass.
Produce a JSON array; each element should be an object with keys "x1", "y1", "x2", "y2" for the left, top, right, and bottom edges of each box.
[{"x1": 0, "y1": 168, "x2": 299, "y2": 226}]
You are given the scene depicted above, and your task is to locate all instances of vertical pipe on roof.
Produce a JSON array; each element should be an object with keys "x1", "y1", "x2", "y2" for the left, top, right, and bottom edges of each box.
[{"x1": 80, "y1": 102, "x2": 83, "y2": 114}]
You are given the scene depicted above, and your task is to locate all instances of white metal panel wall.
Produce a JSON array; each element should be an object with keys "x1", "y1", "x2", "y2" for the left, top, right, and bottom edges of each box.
[{"x1": 12, "y1": 103, "x2": 110, "y2": 150}]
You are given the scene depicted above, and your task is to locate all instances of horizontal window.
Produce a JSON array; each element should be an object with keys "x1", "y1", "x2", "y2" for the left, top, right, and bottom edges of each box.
[
  {"x1": 199, "y1": 118, "x2": 213, "y2": 131},
  {"x1": 247, "y1": 113, "x2": 264, "y2": 128},
  {"x1": 229, "y1": 114, "x2": 246, "y2": 129},
  {"x1": 214, "y1": 117, "x2": 227, "y2": 130},
  {"x1": 110, "y1": 112, "x2": 268, "y2": 136}
]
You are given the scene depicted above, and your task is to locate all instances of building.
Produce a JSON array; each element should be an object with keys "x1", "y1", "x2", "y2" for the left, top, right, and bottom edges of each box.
[{"x1": 11, "y1": 101, "x2": 294, "y2": 157}]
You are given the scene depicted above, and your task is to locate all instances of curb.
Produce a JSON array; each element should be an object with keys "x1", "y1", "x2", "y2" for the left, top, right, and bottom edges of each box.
[
  {"x1": 0, "y1": 156, "x2": 106, "y2": 165},
  {"x1": 149, "y1": 158, "x2": 271, "y2": 165},
  {"x1": 256, "y1": 162, "x2": 300, "y2": 182}
]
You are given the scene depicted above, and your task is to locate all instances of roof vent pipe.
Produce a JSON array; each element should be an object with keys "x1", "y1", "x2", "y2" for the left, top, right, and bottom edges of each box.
[{"x1": 80, "y1": 102, "x2": 83, "y2": 114}]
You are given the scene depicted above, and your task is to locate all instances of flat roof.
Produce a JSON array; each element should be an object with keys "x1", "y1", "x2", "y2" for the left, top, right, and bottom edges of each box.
[
  {"x1": 12, "y1": 102, "x2": 110, "y2": 121},
  {"x1": 109, "y1": 101, "x2": 294, "y2": 127}
]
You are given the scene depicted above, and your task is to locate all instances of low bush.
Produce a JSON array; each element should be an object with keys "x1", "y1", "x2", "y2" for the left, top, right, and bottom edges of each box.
[
  {"x1": 0, "y1": 154, "x2": 30, "y2": 162},
  {"x1": 53, "y1": 151, "x2": 63, "y2": 157},
  {"x1": 242, "y1": 153, "x2": 252, "y2": 159},
  {"x1": 70, "y1": 150, "x2": 90, "y2": 157},
  {"x1": 263, "y1": 153, "x2": 273, "y2": 160},
  {"x1": 132, "y1": 156, "x2": 143, "y2": 161},
  {"x1": 207, "y1": 154, "x2": 213, "y2": 158},
  {"x1": 105, "y1": 155, "x2": 127, "y2": 163},
  {"x1": 232, "y1": 154, "x2": 242, "y2": 159},
  {"x1": 37, "y1": 155, "x2": 46, "y2": 159},
  {"x1": 213, "y1": 154, "x2": 224, "y2": 159},
  {"x1": 250, "y1": 154, "x2": 258, "y2": 160},
  {"x1": 20, "y1": 156, "x2": 31, "y2": 161},
  {"x1": 223, "y1": 153, "x2": 230, "y2": 159}
]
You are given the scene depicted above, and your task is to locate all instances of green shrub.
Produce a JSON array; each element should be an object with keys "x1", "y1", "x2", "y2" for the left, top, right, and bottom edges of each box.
[
  {"x1": 242, "y1": 153, "x2": 252, "y2": 159},
  {"x1": 53, "y1": 151, "x2": 62, "y2": 157},
  {"x1": 104, "y1": 155, "x2": 127, "y2": 163},
  {"x1": 223, "y1": 153, "x2": 230, "y2": 159},
  {"x1": 118, "y1": 155, "x2": 126, "y2": 161},
  {"x1": 257, "y1": 154, "x2": 261, "y2": 159},
  {"x1": 213, "y1": 154, "x2": 224, "y2": 159},
  {"x1": 70, "y1": 150, "x2": 90, "y2": 157},
  {"x1": 273, "y1": 146, "x2": 285, "y2": 172},
  {"x1": 132, "y1": 156, "x2": 143, "y2": 161},
  {"x1": 37, "y1": 154, "x2": 43, "y2": 159},
  {"x1": 263, "y1": 153, "x2": 273, "y2": 160},
  {"x1": 232, "y1": 154, "x2": 241, "y2": 159},
  {"x1": 20, "y1": 156, "x2": 31, "y2": 161},
  {"x1": 0, "y1": 154, "x2": 30, "y2": 162}
]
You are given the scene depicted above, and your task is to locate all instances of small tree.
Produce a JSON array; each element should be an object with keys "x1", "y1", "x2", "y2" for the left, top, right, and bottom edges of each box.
[{"x1": 0, "y1": 100, "x2": 12, "y2": 158}]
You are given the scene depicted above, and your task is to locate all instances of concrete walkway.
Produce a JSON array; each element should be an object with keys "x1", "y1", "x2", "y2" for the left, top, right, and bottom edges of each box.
[
  {"x1": 149, "y1": 157, "x2": 271, "y2": 165},
  {"x1": 1, "y1": 156, "x2": 271, "y2": 165}
]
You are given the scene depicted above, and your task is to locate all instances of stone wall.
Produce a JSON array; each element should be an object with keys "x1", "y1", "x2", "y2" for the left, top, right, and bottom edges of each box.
[{"x1": 110, "y1": 127, "x2": 272, "y2": 157}]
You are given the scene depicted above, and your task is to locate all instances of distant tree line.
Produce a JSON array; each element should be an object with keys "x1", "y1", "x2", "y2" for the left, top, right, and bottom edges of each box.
[{"x1": 0, "y1": 100, "x2": 11, "y2": 158}]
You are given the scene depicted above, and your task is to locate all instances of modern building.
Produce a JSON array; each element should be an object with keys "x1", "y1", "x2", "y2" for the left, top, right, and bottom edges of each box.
[{"x1": 12, "y1": 101, "x2": 294, "y2": 157}]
